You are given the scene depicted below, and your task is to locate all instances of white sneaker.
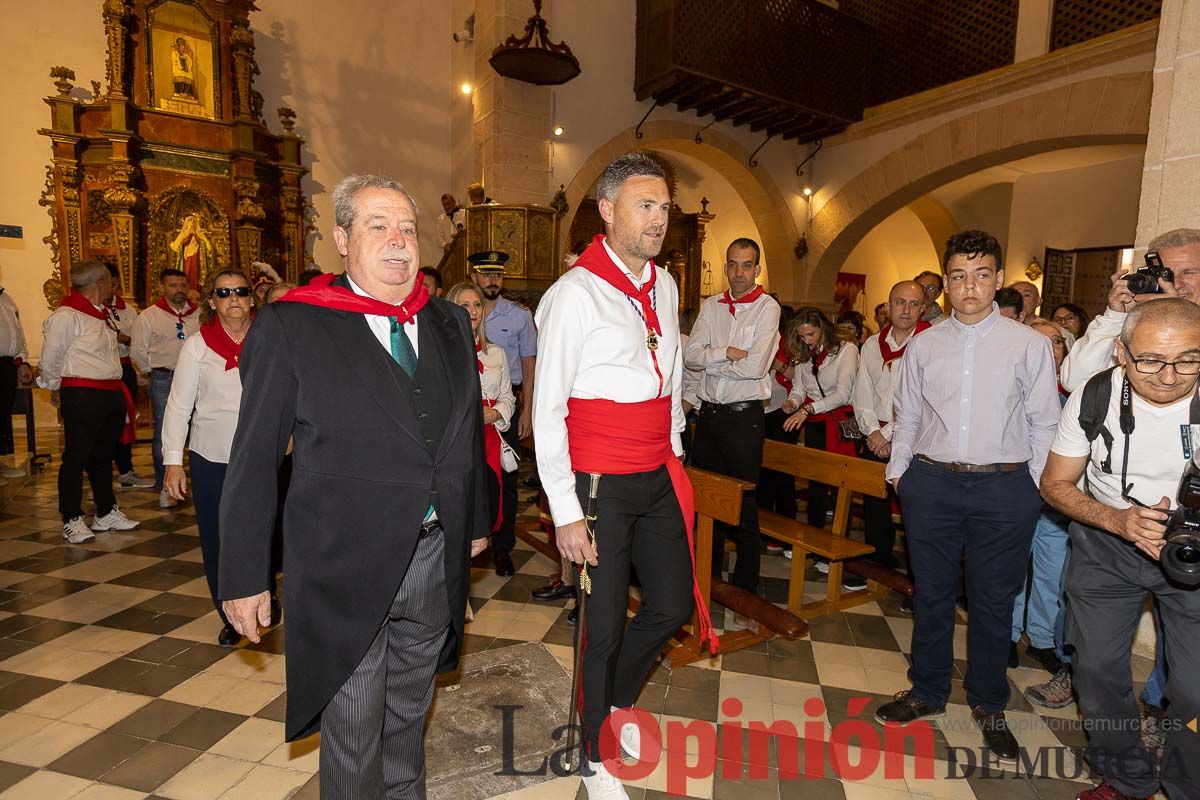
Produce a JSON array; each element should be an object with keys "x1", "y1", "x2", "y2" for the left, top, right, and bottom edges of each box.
[
  {"x1": 92, "y1": 506, "x2": 139, "y2": 531},
  {"x1": 783, "y1": 548, "x2": 793, "y2": 560},
  {"x1": 581, "y1": 760, "x2": 629, "y2": 799},
  {"x1": 815, "y1": 560, "x2": 830, "y2": 574},
  {"x1": 118, "y1": 470, "x2": 155, "y2": 489},
  {"x1": 611, "y1": 706, "x2": 640, "y2": 760},
  {"x1": 63, "y1": 517, "x2": 95, "y2": 543},
  {"x1": 159, "y1": 489, "x2": 180, "y2": 509}
]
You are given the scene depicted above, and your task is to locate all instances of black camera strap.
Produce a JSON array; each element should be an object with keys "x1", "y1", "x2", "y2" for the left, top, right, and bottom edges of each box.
[{"x1": 1119, "y1": 376, "x2": 1137, "y2": 499}]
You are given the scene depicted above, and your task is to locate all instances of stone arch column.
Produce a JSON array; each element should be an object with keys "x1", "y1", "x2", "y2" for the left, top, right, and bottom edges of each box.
[
  {"x1": 805, "y1": 72, "x2": 1152, "y2": 302},
  {"x1": 560, "y1": 121, "x2": 801, "y2": 298}
]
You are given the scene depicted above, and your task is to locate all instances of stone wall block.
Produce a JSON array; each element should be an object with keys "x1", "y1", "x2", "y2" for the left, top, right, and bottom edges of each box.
[{"x1": 1164, "y1": 56, "x2": 1200, "y2": 157}]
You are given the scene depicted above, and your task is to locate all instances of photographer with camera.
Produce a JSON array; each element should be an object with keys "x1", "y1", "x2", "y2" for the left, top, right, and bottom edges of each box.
[
  {"x1": 1039, "y1": 298, "x2": 1200, "y2": 800},
  {"x1": 1061, "y1": 228, "x2": 1200, "y2": 392}
]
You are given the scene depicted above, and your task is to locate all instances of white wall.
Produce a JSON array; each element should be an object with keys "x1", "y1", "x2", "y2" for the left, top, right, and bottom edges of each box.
[
  {"x1": 940, "y1": 183, "x2": 1017, "y2": 256},
  {"x1": 838, "y1": 208, "x2": 941, "y2": 316},
  {"x1": 0, "y1": 0, "x2": 454, "y2": 359}
]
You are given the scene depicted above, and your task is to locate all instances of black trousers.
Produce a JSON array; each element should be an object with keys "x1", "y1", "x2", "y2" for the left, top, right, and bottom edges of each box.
[
  {"x1": 190, "y1": 452, "x2": 232, "y2": 626},
  {"x1": 757, "y1": 407, "x2": 798, "y2": 518},
  {"x1": 575, "y1": 467, "x2": 693, "y2": 761},
  {"x1": 494, "y1": 386, "x2": 521, "y2": 556},
  {"x1": 857, "y1": 445, "x2": 899, "y2": 568},
  {"x1": 0, "y1": 358, "x2": 17, "y2": 456},
  {"x1": 59, "y1": 387, "x2": 124, "y2": 522},
  {"x1": 898, "y1": 457, "x2": 1041, "y2": 712},
  {"x1": 113, "y1": 361, "x2": 138, "y2": 474},
  {"x1": 1066, "y1": 521, "x2": 1200, "y2": 798},
  {"x1": 804, "y1": 421, "x2": 836, "y2": 527},
  {"x1": 692, "y1": 404, "x2": 765, "y2": 592}
]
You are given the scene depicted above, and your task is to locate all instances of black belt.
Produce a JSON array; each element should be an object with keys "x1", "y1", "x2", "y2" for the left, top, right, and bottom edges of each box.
[
  {"x1": 418, "y1": 518, "x2": 442, "y2": 539},
  {"x1": 916, "y1": 455, "x2": 1025, "y2": 474},
  {"x1": 698, "y1": 400, "x2": 762, "y2": 416}
]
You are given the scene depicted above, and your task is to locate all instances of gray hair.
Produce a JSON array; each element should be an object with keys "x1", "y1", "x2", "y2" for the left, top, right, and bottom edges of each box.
[
  {"x1": 70, "y1": 259, "x2": 108, "y2": 290},
  {"x1": 596, "y1": 152, "x2": 666, "y2": 203},
  {"x1": 1148, "y1": 228, "x2": 1200, "y2": 252},
  {"x1": 332, "y1": 174, "x2": 419, "y2": 232},
  {"x1": 1120, "y1": 297, "x2": 1200, "y2": 348},
  {"x1": 1029, "y1": 318, "x2": 1072, "y2": 353}
]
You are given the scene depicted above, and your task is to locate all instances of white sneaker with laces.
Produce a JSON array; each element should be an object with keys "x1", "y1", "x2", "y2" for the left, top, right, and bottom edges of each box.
[
  {"x1": 159, "y1": 488, "x2": 180, "y2": 509},
  {"x1": 611, "y1": 705, "x2": 640, "y2": 760},
  {"x1": 118, "y1": 470, "x2": 155, "y2": 489},
  {"x1": 92, "y1": 506, "x2": 139, "y2": 532},
  {"x1": 581, "y1": 760, "x2": 629, "y2": 800},
  {"x1": 63, "y1": 517, "x2": 95, "y2": 543},
  {"x1": 815, "y1": 560, "x2": 830, "y2": 574}
]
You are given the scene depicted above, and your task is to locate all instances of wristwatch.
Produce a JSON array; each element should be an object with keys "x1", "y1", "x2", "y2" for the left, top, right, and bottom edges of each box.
[{"x1": 801, "y1": 403, "x2": 815, "y2": 416}]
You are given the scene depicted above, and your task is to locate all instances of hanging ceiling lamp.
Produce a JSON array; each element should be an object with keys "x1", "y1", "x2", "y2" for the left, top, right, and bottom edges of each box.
[{"x1": 489, "y1": 0, "x2": 581, "y2": 86}]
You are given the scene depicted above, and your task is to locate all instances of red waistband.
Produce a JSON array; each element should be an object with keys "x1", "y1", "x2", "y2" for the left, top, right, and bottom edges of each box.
[
  {"x1": 566, "y1": 396, "x2": 673, "y2": 474},
  {"x1": 61, "y1": 378, "x2": 137, "y2": 445},
  {"x1": 61, "y1": 377, "x2": 123, "y2": 392}
]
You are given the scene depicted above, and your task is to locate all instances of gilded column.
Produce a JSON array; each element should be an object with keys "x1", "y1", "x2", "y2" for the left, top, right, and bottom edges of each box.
[
  {"x1": 234, "y1": 176, "x2": 265, "y2": 272},
  {"x1": 230, "y1": 18, "x2": 256, "y2": 120},
  {"x1": 102, "y1": 0, "x2": 129, "y2": 98}
]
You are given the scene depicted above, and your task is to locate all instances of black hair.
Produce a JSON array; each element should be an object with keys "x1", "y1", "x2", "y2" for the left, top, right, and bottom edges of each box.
[
  {"x1": 726, "y1": 237, "x2": 761, "y2": 264},
  {"x1": 942, "y1": 230, "x2": 1003, "y2": 273},
  {"x1": 159, "y1": 268, "x2": 187, "y2": 283},
  {"x1": 995, "y1": 287, "x2": 1024, "y2": 317},
  {"x1": 419, "y1": 266, "x2": 444, "y2": 288}
]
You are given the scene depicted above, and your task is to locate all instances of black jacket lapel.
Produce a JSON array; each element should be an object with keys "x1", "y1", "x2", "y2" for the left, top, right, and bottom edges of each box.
[{"x1": 420, "y1": 300, "x2": 472, "y2": 462}]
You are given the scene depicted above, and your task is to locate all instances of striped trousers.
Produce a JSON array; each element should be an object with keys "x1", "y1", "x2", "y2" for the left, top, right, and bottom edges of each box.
[{"x1": 319, "y1": 527, "x2": 451, "y2": 799}]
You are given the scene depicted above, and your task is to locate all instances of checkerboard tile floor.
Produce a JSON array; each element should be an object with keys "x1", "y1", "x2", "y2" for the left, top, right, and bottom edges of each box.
[{"x1": 0, "y1": 437, "x2": 1157, "y2": 799}]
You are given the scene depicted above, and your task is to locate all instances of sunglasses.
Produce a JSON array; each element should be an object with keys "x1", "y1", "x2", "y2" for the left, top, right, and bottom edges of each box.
[{"x1": 213, "y1": 286, "x2": 252, "y2": 299}]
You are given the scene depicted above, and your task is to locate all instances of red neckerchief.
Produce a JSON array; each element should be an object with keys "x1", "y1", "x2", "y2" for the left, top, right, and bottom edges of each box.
[
  {"x1": 878, "y1": 320, "x2": 931, "y2": 367},
  {"x1": 278, "y1": 272, "x2": 429, "y2": 324},
  {"x1": 61, "y1": 291, "x2": 109, "y2": 322},
  {"x1": 108, "y1": 293, "x2": 128, "y2": 311},
  {"x1": 718, "y1": 285, "x2": 765, "y2": 315},
  {"x1": 475, "y1": 340, "x2": 485, "y2": 375},
  {"x1": 811, "y1": 348, "x2": 828, "y2": 369},
  {"x1": 154, "y1": 297, "x2": 198, "y2": 324},
  {"x1": 573, "y1": 234, "x2": 665, "y2": 394},
  {"x1": 772, "y1": 338, "x2": 793, "y2": 394},
  {"x1": 200, "y1": 317, "x2": 249, "y2": 371}
]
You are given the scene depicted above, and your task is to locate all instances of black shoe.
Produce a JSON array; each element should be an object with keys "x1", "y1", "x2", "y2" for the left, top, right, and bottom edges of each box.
[
  {"x1": 567, "y1": 605, "x2": 578, "y2": 626},
  {"x1": 842, "y1": 574, "x2": 868, "y2": 591},
  {"x1": 1025, "y1": 645, "x2": 1062, "y2": 675},
  {"x1": 218, "y1": 625, "x2": 241, "y2": 647},
  {"x1": 494, "y1": 552, "x2": 515, "y2": 577},
  {"x1": 874, "y1": 690, "x2": 946, "y2": 724},
  {"x1": 972, "y1": 707, "x2": 1019, "y2": 763},
  {"x1": 899, "y1": 596, "x2": 914, "y2": 615},
  {"x1": 269, "y1": 596, "x2": 283, "y2": 627},
  {"x1": 523, "y1": 474, "x2": 541, "y2": 489},
  {"x1": 532, "y1": 578, "x2": 575, "y2": 602},
  {"x1": 1008, "y1": 641, "x2": 1019, "y2": 669}
]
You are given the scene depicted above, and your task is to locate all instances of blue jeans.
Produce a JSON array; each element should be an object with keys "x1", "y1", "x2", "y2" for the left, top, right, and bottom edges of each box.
[
  {"x1": 1012, "y1": 510, "x2": 1071, "y2": 660},
  {"x1": 1141, "y1": 602, "x2": 1168, "y2": 708},
  {"x1": 150, "y1": 370, "x2": 173, "y2": 488}
]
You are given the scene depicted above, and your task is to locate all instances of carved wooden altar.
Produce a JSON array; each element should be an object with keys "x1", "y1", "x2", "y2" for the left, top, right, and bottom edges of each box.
[
  {"x1": 37, "y1": 0, "x2": 310, "y2": 308},
  {"x1": 438, "y1": 204, "x2": 562, "y2": 292}
]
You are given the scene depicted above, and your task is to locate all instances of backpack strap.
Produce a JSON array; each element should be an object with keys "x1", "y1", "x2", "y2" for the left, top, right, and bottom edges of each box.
[{"x1": 1078, "y1": 366, "x2": 1118, "y2": 474}]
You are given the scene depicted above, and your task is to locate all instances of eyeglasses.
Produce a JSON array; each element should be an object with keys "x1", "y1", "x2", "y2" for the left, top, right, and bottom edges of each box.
[
  {"x1": 175, "y1": 322, "x2": 185, "y2": 340},
  {"x1": 1052, "y1": 314, "x2": 1078, "y2": 325},
  {"x1": 213, "y1": 286, "x2": 252, "y2": 299},
  {"x1": 1130, "y1": 357, "x2": 1200, "y2": 375}
]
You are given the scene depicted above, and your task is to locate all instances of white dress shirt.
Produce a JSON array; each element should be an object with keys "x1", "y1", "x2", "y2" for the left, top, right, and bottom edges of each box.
[
  {"x1": 0, "y1": 291, "x2": 28, "y2": 362},
  {"x1": 853, "y1": 326, "x2": 922, "y2": 441},
  {"x1": 1059, "y1": 306, "x2": 1123, "y2": 392},
  {"x1": 533, "y1": 237, "x2": 684, "y2": 527},
  {"x1": 787, "y1": 342, "x2": 859, "y2": 414},
  {"x1": 37, "y1": 306, "x2": 122, "y2": 390},
  {"x1": 436, "y1": 209, "x2": 465, "y2": 248},
  {"x1": 683, "y1": 290, "x2": 780, "y2": 404},
  {"x1": 886, "y1": 305, "x2": 1062, "y2": 484},
  {"x1": 131, "y1": 303, "x2": 202, "y2": 371},
  {"x1": 107, "y1": 301, "x2": 138, "y2": 361},
  {"x1": 161, "y1": 332, "x2": 244, "y2": 465},
  {"x1": 347, "y1": 275, "x2": 420, "y2": 358},
  {"x1": 680, "y1": 333, "x2": 701, "y2": 410},
  {"x1": 479, "y1": 342, "x2": 515, "y2": 432}
]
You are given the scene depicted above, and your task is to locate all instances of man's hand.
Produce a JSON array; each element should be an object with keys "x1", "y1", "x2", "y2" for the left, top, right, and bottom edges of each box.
[
  {"x1": 781, "y1": 398, "x2": 799, "y2": 415},
  {"x1": 222, "y1": 591, "x2": 272, "y2": 643},
  {"x1": 163, "y1": 465, "x2": 188, "y2": 501},
  {"x1": 1107, "y1": 496, "x2": 1171, "y2": 560},
  {"x1": 16, "y1": 364, "x2": 32, "y2": 386},
  {"x1": 875, "y1": 440, "x2": 891, "y2": 459},
  {"x1": 726, "y1": 346, "x2": 749, "y2": 362},
  {"x1": 1108, "y1": 267, "x2": 1181, "y2": 313},
  {"x1": 865, "y1": 430, "x2": 888, "y2": 456},
  {"x1": 470, "y1": 537, "x2": 489, "y2": 558},
  {"x1": 781, "y1": 409, "x2": 808, "y2": 432},
  {"x1": 555, "y1": 520, "x2": 598, "y2": 567},
  {"x1": 518, "y1": 408, "x2": 533, "y2": 441},
  {"x1": 482, "y1": 406, "x2": 502, "y2": 426}
]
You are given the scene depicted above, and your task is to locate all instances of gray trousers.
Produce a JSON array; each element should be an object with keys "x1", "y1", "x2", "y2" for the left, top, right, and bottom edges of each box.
[
  {"x1": 319, "y1": 529, "x2": 452, "y2": 799},
  {"x1": 1065, "y1": 521, "x2": 1200, "y2": 799}
]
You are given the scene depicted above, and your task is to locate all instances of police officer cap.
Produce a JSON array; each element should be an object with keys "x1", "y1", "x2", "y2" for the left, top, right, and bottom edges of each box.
[{"x1": 468, "y1": 251, "x2": 509, "y2": 273}]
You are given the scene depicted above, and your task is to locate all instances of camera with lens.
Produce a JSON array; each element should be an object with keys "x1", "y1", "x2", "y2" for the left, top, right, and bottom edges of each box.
[
  {"x1": 1125, "y1": 251, "x2": 1175, "y2": 295},
  {"x1": 1162, "y1": 454, "x2": 1200, "y2": 585}
]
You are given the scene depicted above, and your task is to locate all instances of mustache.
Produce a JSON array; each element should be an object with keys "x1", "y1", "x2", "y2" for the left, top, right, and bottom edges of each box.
[{"x1": 380, "y1": 251, "x2": 412, "y2": 262}]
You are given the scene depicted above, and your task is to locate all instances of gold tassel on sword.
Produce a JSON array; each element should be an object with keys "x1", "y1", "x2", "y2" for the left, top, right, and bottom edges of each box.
[{"x1": 565, "y1": 472, "x2": 600, "y2": 772}]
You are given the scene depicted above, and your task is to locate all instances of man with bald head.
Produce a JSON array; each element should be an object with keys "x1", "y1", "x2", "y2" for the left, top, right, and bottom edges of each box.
[
  {"x1": 852, "y1": 280, "x2": 930, "y2": 575},
  {"x1": 1008, "y1": 280, "x2": 1041, "y2": 323}
]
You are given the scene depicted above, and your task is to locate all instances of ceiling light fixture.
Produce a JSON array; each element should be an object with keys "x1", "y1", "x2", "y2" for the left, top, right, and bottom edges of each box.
[{"x1": 460, "y1": 82, "x2": 473, "y2": 95}]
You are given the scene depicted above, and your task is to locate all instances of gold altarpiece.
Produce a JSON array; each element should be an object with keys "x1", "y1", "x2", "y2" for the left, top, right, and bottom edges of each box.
[{"x1": 38, "y1": 0, "x2": 311, "y2": 307}]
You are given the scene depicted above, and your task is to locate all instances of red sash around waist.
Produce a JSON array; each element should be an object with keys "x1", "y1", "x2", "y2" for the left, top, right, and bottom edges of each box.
[
  {"x1": 565, "y1": 395, "x2": 718, "y2": 653},
  {"x1": 60, "y1": 377, "x2": 137, "y2": 445},
  {"x1": 482, "y1": 398, "x2": 503, "y2": 533},
  {"x1": 804, "y1": 396, "x2": 857, "y2": 457}
]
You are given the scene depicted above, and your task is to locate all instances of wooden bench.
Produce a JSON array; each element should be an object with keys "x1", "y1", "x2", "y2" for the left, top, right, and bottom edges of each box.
[{"x1": 759, "y1": 440, "x2": 889, "y2": 618}]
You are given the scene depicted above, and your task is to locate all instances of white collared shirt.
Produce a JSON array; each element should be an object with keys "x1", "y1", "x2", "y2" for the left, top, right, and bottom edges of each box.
[
  {"x1": 0, "y1": 291, "x2": 28, "y2": 362},
  {"x1": 107, "y1": 301, "x2": 138, "y2": 360},
  {"x1": 436, "y1": 209, "x2": 465, "y2": 248},
  {"x1": 684, "y1": 290, "x2": 780, "y2": 404},
  {"x1": 131, "y1": 303, "x2": 202, "y2": 370},
  {"x1": 853, "y1": 326, "x2": 922, "y2": 441},
  {"x1": 533, "y1": 237, "x2": 684, "y2": 527},
  {"x1": 479, "y1": 342, "x2": 515, "y2": 432},
  {"x1": 788, "y1": 342, "x2": 859, "y2": 414},
  {"x1": 346, "y1": 275, "x2": 420, "y2": 358},
  {"x1": 37, "y1": 306, "x2": 122, "y2": 390},
  {"x1": 161, "y1": 332, "x2": 244, "y2": 465}
]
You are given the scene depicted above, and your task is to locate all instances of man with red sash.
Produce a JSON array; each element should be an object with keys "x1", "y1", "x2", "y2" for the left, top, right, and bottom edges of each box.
[
  {"x1": 38, "y1": 259, "x2": 140, "y2": 544},
  {"x1": 852, "y1": 281, "x2": 930, "y2": 601},
  {"x1": 534, "y1": 153, "x2": 716, "y2": 800},
  {"x1": 218, "y1": 175, "x2": 490, "y2": 799},
  {"x1": 131, "y1": 267, "x2": 201, "y2": 507},
  {"x1": 684, "y1": 238, "x2": 780, "y2": 602}
]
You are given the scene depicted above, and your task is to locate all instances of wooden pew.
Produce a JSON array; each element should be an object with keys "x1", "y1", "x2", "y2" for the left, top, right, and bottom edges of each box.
[{"x1": 759, "y1": 440, "x2": 890, "y2": 618}]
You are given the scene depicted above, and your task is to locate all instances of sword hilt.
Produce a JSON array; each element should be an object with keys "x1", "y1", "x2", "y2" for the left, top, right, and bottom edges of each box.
[{"x1": 579, "y1": 473, "x2": 601, "y2": 595}]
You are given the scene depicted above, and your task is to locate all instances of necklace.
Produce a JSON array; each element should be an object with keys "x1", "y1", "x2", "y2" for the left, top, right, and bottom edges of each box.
[
  {"x1": 622, "y1": 289, "x2": 659, "y2": 351},
  {"x1": 223, "y1": 324, "x2": 249, "y2": 345}
]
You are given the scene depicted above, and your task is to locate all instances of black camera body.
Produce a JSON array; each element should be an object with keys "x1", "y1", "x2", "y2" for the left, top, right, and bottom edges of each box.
[
  {"x1": 1126, "y1": 251, "x2": 1175, "y2": 295},
  {"x1": 1162, "y1": 460, "x2": 1200, "y2": 585}
]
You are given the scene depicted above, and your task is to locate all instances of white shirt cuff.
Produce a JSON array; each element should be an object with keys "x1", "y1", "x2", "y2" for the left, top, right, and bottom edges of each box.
[{"x1": 547, "y1": 489, "x2": 584, "y2": 528}]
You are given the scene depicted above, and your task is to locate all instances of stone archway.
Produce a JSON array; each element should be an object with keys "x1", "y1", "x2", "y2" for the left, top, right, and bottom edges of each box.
[
  {"x1": 805, "y1": 71, "x2": 1152, "y2": 301},
  {"x1": 561, "y1": 120, "x2": 801, "y2": 298}
]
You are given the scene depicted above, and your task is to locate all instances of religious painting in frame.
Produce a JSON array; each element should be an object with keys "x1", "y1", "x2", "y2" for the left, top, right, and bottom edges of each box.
[{"x1": 147, "y1": 0, "x2": 219, "y2": 120}]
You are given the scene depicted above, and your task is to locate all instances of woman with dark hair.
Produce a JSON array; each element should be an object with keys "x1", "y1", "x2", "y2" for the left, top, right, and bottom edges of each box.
[
  {"x1": 1049, "y1": 302, "x2": 1090, "y2": 338},
  {"x1": 781, "y1": 307, "x2": 859, "y2": 549},
  {"x1": 837, "y1": 309, "x2": 869, "y2": 346},
  {"x1": 162, "y1": 268, "x2": 278, "y2": 646}
]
